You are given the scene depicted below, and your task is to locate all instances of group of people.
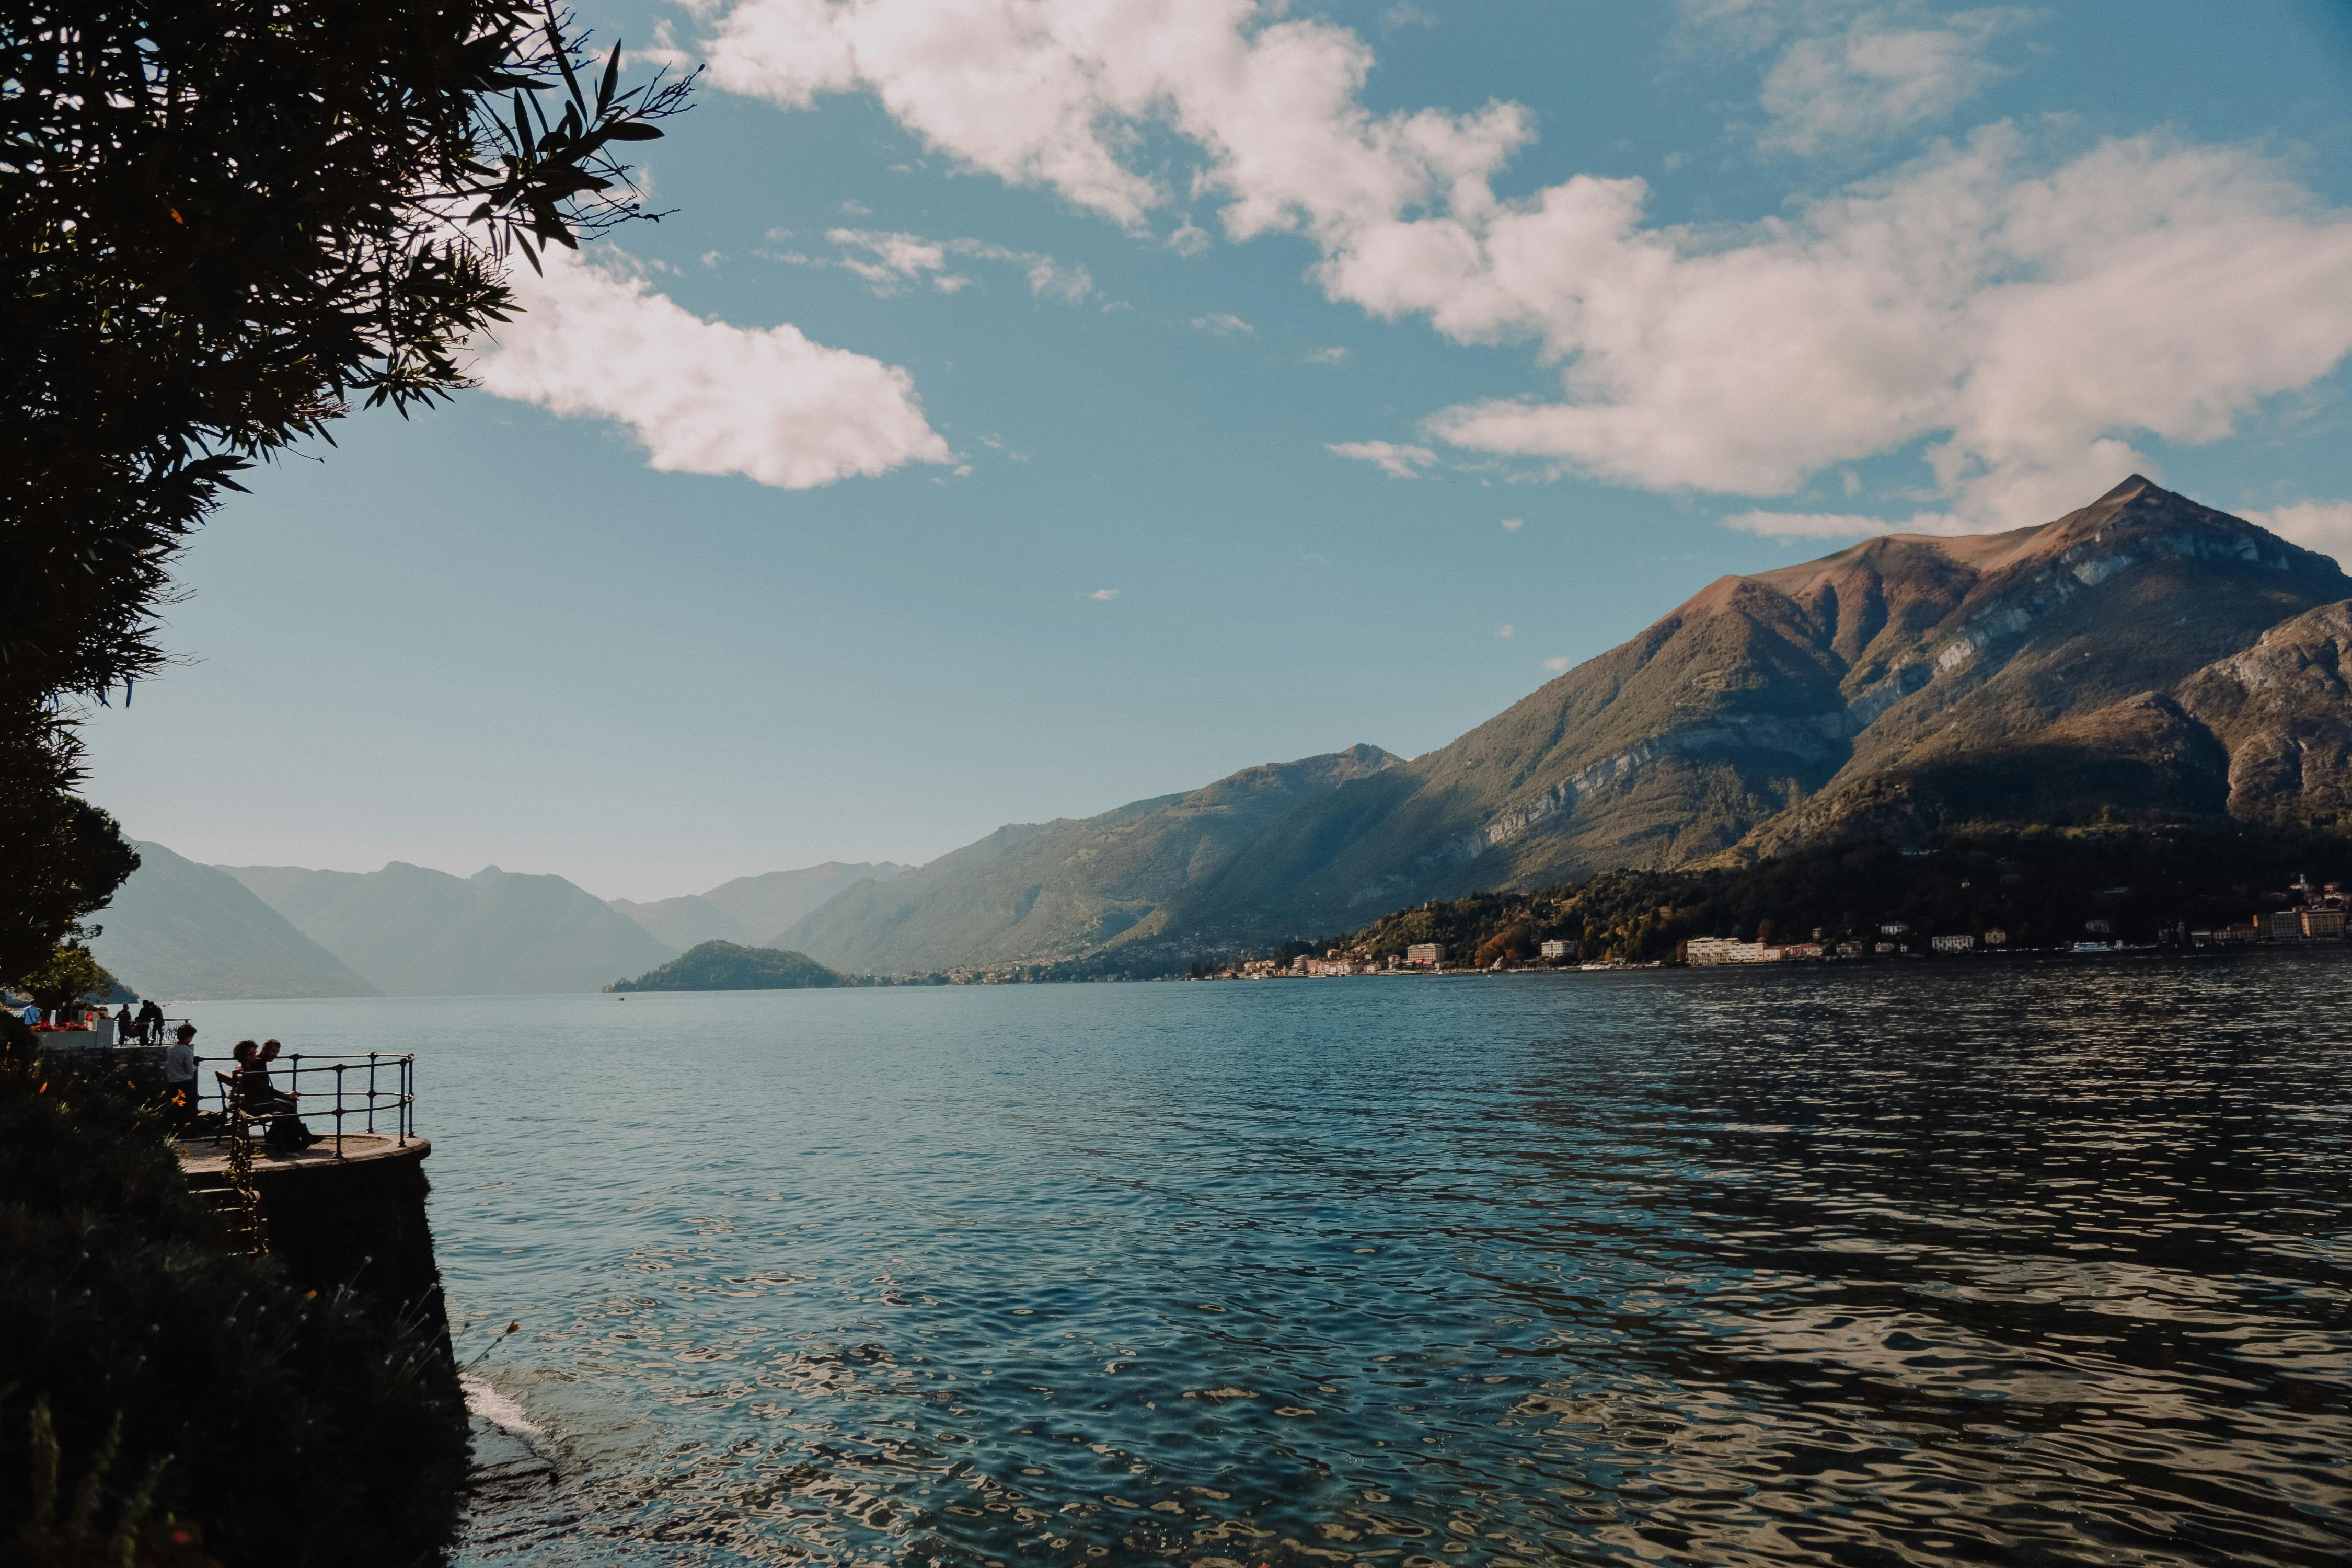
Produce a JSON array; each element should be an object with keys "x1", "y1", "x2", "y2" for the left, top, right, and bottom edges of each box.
[
  {"x1": 159, "y1": 1024, "x2": 319, "y2": 1149},
  {"x1": 11, "y1": 998, "x2": 171, "y2": 1040},
  {"x1": 111, "y1": 999, "x2": 170, "y2": 1043}
]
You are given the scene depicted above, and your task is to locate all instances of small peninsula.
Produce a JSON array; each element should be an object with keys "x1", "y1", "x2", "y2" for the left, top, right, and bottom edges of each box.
[{"x1": 609, "y1": 940, "x2": 851, "y2": 992}]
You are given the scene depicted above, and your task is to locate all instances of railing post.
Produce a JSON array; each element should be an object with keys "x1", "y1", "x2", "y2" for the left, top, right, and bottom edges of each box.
[
  {"x1": 366, "y1": 1052, "x2": 378, "y2": 1133},
  {"x1": 332, "y1": 1062, "x2": 346, "y2": 1158}
]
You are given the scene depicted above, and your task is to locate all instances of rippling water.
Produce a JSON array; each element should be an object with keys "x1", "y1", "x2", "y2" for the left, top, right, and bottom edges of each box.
[{"x1": 183, "y1": 953, "x2": 2352, "y2": 1566}]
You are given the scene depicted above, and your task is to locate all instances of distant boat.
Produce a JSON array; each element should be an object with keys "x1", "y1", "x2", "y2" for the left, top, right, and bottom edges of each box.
[{"x1": 2071, "y1": 941, "x2": 2116, "y2": 953}]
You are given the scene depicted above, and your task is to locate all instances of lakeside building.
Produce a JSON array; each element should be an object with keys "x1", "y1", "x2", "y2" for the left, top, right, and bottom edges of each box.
[
  {"x1": 1686, "y1": 937, "x2": 1766, "y2": 965},
  {"x1": 1932, "y1": 934, "x2": 1977, "y2": 954},
  {"x1": 1539, "y1": 939, "x2": 1575, "y2": 961},
  {"x1": 1985, "y1": 928, "x2": 2009, "y2": 947},
  {"x1": 1404, "y1": 942, "x2": 1446, "y2": 967}
]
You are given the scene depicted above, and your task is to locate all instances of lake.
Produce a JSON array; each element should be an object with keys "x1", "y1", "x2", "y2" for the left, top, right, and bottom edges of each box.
[{"x1": 179, "y1": 954, "x2": 2352, "y2": 1566}]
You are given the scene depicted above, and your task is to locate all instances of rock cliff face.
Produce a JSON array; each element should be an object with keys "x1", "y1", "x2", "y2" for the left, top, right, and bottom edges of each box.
[{"x1": 2176, "y1": 601, "x2": 2352, "y2": 824}]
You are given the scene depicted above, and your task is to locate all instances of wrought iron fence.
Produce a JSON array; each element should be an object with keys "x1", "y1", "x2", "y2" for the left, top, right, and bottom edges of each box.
[{"x1": 196, "y1": 1052, "x2": 416, "y2": 1158}]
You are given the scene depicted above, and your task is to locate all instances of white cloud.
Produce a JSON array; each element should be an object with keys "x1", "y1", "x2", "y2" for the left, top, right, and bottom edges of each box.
[
  {"x1": 1306, "y1": 345, "x2": 1349, "y2": 364},
  {"x1": 1328, "y1": 440, "x2": 1437, "y2": 479},
  {"x1": 1542, "y1": 656, "x2": 1572, "y2": 672},
  {"x1": 697, "y1": 2, "x2": 2352, "y2": 531},
  {"x1": 473, "y1": 247, "x2": 951, "y2": 490},
  {"x1": 2244, "y1": 500, "x2": 2352, "y2": 565},
  {"x1": 825, "y1": 227, "x2": 951, "y2": 291},
  {"x1": 1496, "y1": 623, "x2": 1514, "y2": 638},
  {"x1": 1500, "y1": 516, "x2": 1523, "y2": 530},
  {"x1": 1739, "y1": 5, "x2": 2031, "y2": 156},
  {"x1": 814, "y1": 228, "x2": 1094, "y2": 301},
  {"x1": 1086, "y1": 587, "x2": 1121, "y2": 601},
  {"x1": 1191, "y1": 312, "x2": 1255, "y2": 337}
]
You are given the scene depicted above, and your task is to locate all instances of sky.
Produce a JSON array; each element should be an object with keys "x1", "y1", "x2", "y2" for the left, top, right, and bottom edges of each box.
[{"x1": 79, "y1": 0, "x2": 2352, "y2": 902}]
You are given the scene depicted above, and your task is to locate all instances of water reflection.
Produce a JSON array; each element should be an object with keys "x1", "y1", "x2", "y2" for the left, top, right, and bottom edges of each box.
[{"x1": 187, "y1": 955, "x2": 2352, "y2": 1565}]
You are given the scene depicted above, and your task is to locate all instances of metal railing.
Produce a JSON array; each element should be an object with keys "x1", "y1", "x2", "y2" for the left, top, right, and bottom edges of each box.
[{"x1": 195, "y1": 1052, "x2": 416, "y2": 1158}]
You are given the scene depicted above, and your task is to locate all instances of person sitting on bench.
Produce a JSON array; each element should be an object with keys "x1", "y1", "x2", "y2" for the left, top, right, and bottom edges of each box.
[{"x1": 235, "y1": 1038, "x2": 318, "y2": 1150}]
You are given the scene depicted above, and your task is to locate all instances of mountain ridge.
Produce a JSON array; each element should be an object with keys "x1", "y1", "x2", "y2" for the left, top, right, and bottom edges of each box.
[
  {"x1": 87, "y1": 843, "x2": 382, "y2": 1001},
  {"x1": 777, "y1": 744, "x2": 1401, "y2": 973},
  {"x1": 221, "y1": 861, "x2": 676, "y2": 995}
]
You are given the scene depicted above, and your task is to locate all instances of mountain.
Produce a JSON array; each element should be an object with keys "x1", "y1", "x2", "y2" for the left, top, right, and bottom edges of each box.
[
  {"x1": 606, "y1": 893, "x2": 746, "y2": 950},
  {"x1": 1145, "y1": 477, "x2": 2352, "y2": 941},
  {"x1": 609, "y1": 862, "x2": 910, "y2": 949},
  {"x1": 610, "y1": 941, "x2": 849, "y2": 992},
  {"x1": 704, "y1": 862, "x2": 910, "y2": 944},
  {"x1": 776, "y1": 746, "x2": 1402, "y2": 973},
  {"x1": 86, "y1": 842, "x2": 381, "y2": 1001},
  {"x1": 221, "y1": 862, "x2": 677, "y2": 995},
  {"x1": 2175, "y1": 600, "x2": 2352, "y2": 824}
]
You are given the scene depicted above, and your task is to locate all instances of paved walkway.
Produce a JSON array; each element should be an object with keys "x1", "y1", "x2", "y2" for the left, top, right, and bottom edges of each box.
[{"x1": 178, "y1": 1132, "x2": 430, "y2": 1178}]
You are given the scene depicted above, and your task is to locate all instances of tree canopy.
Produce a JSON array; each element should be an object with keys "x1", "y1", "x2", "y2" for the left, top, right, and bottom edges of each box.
[{"x1": 1, "y1": 1, "x2": 690, "y2": 980}]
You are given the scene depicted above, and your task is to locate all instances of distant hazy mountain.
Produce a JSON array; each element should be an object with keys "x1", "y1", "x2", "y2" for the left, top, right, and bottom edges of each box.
[
  {"x1": 776, "y1": 746, "x2": 1400, "y2": 973},
  {"x1": 606, "y1": 893, "x2": 745, "y2": 950},
  {"x1": 611, "y1": 941, "x2": 848, "y2": 991},
  {"x1": 607, "y1": 863, "x2": 908, "y2": 949},
  {"x1": 222, "y1": 861, "x2": 676, "y2": 995},
  {"x1": 709, "y1": 863, "x2": 910, "y2": 944},
  {"x1": 88, "y1": 842, "x2": 379, "y2": 1001}
]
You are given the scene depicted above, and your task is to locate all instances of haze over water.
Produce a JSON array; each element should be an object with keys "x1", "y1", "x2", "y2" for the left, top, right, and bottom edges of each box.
[{"x1": 184, "y1": 956, "x2": 2351, "y2": 1566}]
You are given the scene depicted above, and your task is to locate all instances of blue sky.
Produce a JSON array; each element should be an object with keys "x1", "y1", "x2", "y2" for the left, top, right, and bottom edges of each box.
[{"x1": 81, "y1": 1, "x2": 2352, "y2": 901}]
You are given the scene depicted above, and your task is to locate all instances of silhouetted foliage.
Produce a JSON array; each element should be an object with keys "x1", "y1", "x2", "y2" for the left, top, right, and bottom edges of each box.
[
  {"x1": 0, "y1": 1043, "x2": 467, "y2": 1565},
  {"x1": 1, "y1": 0, "x2": 692, "y2": 971},
  {"x1": 15, "y1": 941, "x2": 114, "y2": 1016},
  {"x1": 0, "y1": 731, "x2": 137, "y2": 984}
]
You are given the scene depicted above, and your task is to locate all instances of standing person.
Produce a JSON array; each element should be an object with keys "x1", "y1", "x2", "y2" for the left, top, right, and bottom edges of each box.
[
  {"x1": 137, "y1": 998, "x2": 166, "y2": 1044},
  {"x1": 114, "y1": 1004, "x2": 135, "y2": 1044},
  {"x1": 20, "y1": 1004, "x2": 41, "y2": 1028},
  {"x1": 164, "y1": 1023, "x2": 199, "y2": 1128}
]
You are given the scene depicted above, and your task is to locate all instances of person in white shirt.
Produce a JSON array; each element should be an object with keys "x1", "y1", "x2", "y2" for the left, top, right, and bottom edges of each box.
[{"x1": 164, "y1": 1023, "x2": 199, "y2": 1128}]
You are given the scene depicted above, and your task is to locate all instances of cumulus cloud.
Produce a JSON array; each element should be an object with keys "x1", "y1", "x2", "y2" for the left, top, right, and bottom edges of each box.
[
  {"x1": 1500, "y1": 516, "x2": 1523, "y2": 530},
  {"x1": 1306, "y1": 345, "x2": 1349, "y2": 364},
  {"x1": 812, "y1": 228, "x2": 1096, "y2": 302},
  {"x1": 1086, "y1": 587, "x2": 1121, "y2": 601},
  {"x1": 473, "y1": 247, "x2": 951, "y2": 490},
  {"x1": 1497, "y1": 623, "x2": 1514, "y2": 638},
  {"x1": 1329, "y1": 440, "x2": 1437, "y2": 478},
  {"x1": 695, "y1": 1, "x2": 2352, "y2": 529},
  {"x1": 2245, "y1": 500, "x2": 2352, "y2": 565},
  {"x1": 1191, "y1": 311, "x2": 1255, "y2": 337},
  {"x1": 1542, "y1": 656, "x2": 1572, "y2": 672}
]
